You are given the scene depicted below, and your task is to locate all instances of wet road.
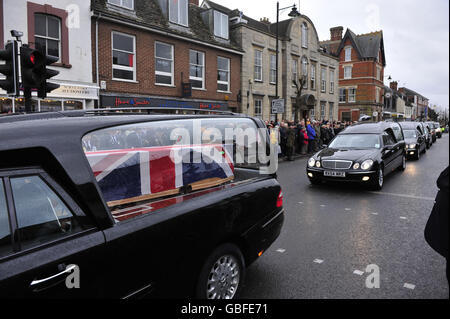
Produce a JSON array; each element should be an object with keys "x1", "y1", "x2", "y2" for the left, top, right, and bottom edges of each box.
[{"x1": 241, "y1": 133, "x2": 449, "y2": 299}]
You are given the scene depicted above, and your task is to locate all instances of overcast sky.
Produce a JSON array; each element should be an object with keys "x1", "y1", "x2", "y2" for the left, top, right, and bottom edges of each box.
[{"x1": 212, "y1": 0, "x2": 449, "y2": 112}]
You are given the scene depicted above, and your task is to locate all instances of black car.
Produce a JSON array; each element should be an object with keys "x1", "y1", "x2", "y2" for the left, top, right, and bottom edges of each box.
[
  {"x1": 419, "y1": 122, "x2": 433, "y2": 149},
  {"x1": 0, "y1": 109, "x2": 284, "y2": 299},
  {"x1": 399, "y1": 122, "x2": 427, "y2": 160},
  {"x1": 426, "y1": 122, "x2": 438, "y2": 143},
  {"x1": 307, "y1": 122, "x2": 406, "y2": 190}
]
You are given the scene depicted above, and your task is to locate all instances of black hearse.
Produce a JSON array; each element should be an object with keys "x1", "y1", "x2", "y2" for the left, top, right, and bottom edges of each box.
[
  {"x1": 307, "y1": 122, "x2": 406, "y2": 190},
  {"x1": 399, "y1": 122, "x2": 427, "y2": 160},
  {"x1": 0, "y1": 109, "x2": 284, "y2": 299}
]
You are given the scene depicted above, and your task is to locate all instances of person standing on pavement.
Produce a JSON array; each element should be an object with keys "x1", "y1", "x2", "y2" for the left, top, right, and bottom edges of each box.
[
  {"x1": 314, "y1": 121, "x2": 321, "y2": 151},
  {"x1": 425, "y1": 166, "x2": 449, "y2": 286},
  {"x1": 286, "y1": 123, "x2": 297, "y2": 161},
  {"x1": 306, "y1": 120, "x2": 316, "y2": 154}
]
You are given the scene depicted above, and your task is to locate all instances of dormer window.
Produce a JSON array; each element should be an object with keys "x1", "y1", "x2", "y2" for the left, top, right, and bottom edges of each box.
[
  {"x1": 169, "y1": 0, "x2": 188, "y2": 27},
  {"x1": 214, "y1": 11, "x2": 229, "y2": 39},
  {"x1": 108, "y1": 0, "x2": 134, "y2": 10}
]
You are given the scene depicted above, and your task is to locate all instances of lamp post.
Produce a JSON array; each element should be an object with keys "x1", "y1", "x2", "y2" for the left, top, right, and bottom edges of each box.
[{"x1": 275, "y1": 2, "x2": 300, "y2": 123}]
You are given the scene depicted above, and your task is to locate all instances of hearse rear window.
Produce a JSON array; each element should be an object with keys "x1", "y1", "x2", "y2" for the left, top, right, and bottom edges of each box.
[{"x1": 82, "y1": 118, "x2": 268, "y2": 221}]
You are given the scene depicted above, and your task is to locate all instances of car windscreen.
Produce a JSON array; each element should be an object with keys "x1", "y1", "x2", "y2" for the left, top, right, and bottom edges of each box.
[
  {"x1": 329, "y1": 134, "x2": 381, "y2": 149},
  {"x1": 403, "y1": 130, "x2": 417, "y2": 139}
]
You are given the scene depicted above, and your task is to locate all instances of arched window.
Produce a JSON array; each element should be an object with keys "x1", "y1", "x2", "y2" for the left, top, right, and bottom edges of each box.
[
  {"x1": 301, "y1": 23, "x2": 308, "y2": 48},
  {"x1": 301, "y1": 56, "x2": 308, "y2": 88}
]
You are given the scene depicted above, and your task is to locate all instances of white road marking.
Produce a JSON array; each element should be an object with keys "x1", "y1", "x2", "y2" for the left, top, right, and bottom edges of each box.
[
  {"x1": 353, "y1": 270, "x2": 365, "y2": 276},
  {"x1": 400, "y1": 217, "x2": 408, "y2": 220},
  {"x1": 404, "y1": 283, "x2": 416, "y2": 290},
  {"x1": 368, "y1": 191, "x2": 435, "y2": 201},
  {"x1": 320, "y1": 205, "x2": 326, "y2": 207},
  {"x1": 298, "y1": 202, "x2": 304, "y2": 204},
  {"x1": 345, "y1": 208, "x2": 352, "y2": 211},
  {"x1": 276, "y1": 249, "x2": 286, "y2": 253},
  {"x1": 313, "y1": 259, "x2": 324, "y2": 264},
  {"x1": 371, "y1": 213, "x2": 379, "y2": 216}
]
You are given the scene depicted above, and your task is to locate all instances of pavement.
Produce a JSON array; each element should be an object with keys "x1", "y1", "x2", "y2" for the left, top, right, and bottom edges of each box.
[{"x1": 240, "y1": 134, "x2": 449, "y2": 299}]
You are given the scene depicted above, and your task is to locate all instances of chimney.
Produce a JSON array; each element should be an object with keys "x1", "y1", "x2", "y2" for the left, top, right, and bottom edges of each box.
[
  {"x1": 189, "y1": 0, "x2": 199, "y2": 6},
  {"x1": 330, "y1": 26, "x2": 343, "y2": 41},
  {"x1": 390, "y1": 81, "x2": 398, "y2": 91},
  {"x1": 260, "y1": 17, "x2": 271, "y2": 25}
]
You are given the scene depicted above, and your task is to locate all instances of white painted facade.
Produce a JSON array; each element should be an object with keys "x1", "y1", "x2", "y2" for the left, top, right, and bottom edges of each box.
[{"x1": 1, "y1": 0, "x2": 98, "y2": 113}]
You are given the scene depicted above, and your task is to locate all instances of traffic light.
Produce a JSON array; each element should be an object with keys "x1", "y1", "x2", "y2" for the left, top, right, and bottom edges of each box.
[
  {"x1": 0, "y1": 41, "x2": 19, "y2": 95},
  {"x1": 20, "y1": 45, "x2": 60, "y2": 98},
  {"x1": 38, "y1": 55, "x2": 60, "y2": 99}
]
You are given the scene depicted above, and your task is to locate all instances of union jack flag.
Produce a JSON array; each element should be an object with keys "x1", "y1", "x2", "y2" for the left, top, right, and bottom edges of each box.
[{"x1": 86, "y1": 145, "x2": 234, "y2": 205}]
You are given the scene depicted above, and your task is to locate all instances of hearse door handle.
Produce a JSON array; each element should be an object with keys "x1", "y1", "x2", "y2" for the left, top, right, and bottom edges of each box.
[{"x1": 30, "y1": 264, "x2": 76, "y2": 292}]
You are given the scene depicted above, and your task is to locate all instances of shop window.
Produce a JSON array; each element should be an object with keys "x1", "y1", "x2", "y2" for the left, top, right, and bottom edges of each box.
[
  {"x1": 40, "y1": 99, "x2": 62, "y2": 112},
  {"x1": 64, "y1": 100, "x2": 83, "y2": 111},
  {"x1": 0, "y1": 98, "x2": 13, "y2": 115},
  {"x1": 14, "y1": 98, "x2": 38, "y2": 113}
]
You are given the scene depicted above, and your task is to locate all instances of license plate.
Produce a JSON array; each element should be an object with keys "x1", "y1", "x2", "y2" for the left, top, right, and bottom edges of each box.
[{"x1": 324, "y1": 171, "x2": 346, "y2": 178}]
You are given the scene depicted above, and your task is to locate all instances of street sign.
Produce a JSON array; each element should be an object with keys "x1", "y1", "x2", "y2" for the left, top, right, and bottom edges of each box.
[{"x1": 272, "y1": 99, "x2": 285, "y2": 114}]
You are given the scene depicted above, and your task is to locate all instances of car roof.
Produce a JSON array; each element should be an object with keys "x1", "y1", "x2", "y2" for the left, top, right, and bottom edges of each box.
[
  {"x1": 341, "y1": 122, "x2": 400, "y2": 134},
  {"x1": 399, "y1": 122, "x2": 422, "y2": 130}
]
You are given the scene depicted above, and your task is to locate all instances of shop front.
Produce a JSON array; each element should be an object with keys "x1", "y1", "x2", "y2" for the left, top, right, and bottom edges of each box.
[
  {"x1": 99, "y1": 95, "x2": 229, "y2": 112},
  {"x1": 0, "y1": 83, "x2": 99, "y2": 115}
]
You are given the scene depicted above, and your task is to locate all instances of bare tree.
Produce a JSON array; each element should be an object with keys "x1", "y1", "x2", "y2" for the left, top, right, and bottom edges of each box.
[{"x1": 293, "y1": 75, "x2": 307, "y2": 123}]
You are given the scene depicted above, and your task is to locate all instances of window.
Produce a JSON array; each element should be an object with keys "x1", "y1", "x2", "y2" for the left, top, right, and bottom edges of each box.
[
  {"x1": 254, "y1": 98, "x2": 262, "y2": 118},
  {"x1": 310, "y1": 64, "x2": 316, "y2": 90},
  {"x1": 348, "y1": 88, "x2": 356, "y2": 103},
  {"x1": 329, "y1": 102, "x2": 334, "y2": 120},
  {"x1": 321, "y1": 67, "x2": 326, "y2": 92},
  {"x1": 376, "y1": 66, "x2": 381, "y2": 81},
  {"x1": 254, "y1": 50, "x2": 263, "y2": 82},
  {"x1": 10, "y1": 176, "x2": 84, "y2": 251},
  {"x1": 382, "y1": 132, "x2": 395, "y2": 146},
  {"x1": 302, "y1": 23, "x2": 308, "y2": 48},
  {"x1": 82, "y1": 118, "x2": 267, "y2": 221},
  {"x1": 292, "y1": 59, "x2": 298, "y2": 85},
  {"x1": 35, "y1": 14, "x2": 61, "y2": 60},
  {"x1": 344, "y1": 66, "x2": 352, "y2": 79},
  {"x1": 112, "y1": 32, "x2": 136, "y2": 81},
  {"x1": 217, "y1": 57, "x2": 230, "y2": 92},
  {"x1": 310, "y1": 106, "x2": 315, "y2": 120},
  {"x1": 339, "y1": 88, "x2": 346, "y2": 103},
  {"x1": 169, "y1": 0, "x2": 188, "y2": 26},
  {"x1": 375, "y1": 87, "x2": 380, "y2": 103},
  {"x1": 190, "y1": 50, "x2": 205, "y2": 89},
  {"x1": 214, "y1": 11, "x2": 229, "y2": 39},
  {"x1": 0, "y1": 181, "x2": 12, "y2": 258},
  {"x1": 269, "y1": 55, "x2": 276, "y2": 84},
  {"x1": 345, "y1": 47, "x2": 352, "y2": 62},
  {"x1": 330, "y1": 69, "x2": 335, "y2": 94},
  {"x1": 320, "y1": 102, "x2": 326, "y2": 120},
  {"x1": 155, "y1": 42, "x2": 174, "y2": 86},
  {"x1": 108, "y1": 0, "x2": 134, "y2": 10},
  {"x1": 301, "y1": 57, "x2": 308, "y2": 89}
]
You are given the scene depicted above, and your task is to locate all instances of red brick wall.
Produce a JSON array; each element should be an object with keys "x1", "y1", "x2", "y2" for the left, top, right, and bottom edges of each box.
[{"x1": 93, "y1": 20, "x2": 241, "y2": 108}]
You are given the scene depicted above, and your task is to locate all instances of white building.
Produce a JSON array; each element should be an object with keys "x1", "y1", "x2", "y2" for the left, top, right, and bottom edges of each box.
[{"x1": 1, "y1": 0, "x2": 98, "y2": 114}]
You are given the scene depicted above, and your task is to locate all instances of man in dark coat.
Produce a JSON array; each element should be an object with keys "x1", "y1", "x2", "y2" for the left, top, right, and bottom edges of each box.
[{"x1": 425, "y1": 166, "x2": 449, "y2": 285}]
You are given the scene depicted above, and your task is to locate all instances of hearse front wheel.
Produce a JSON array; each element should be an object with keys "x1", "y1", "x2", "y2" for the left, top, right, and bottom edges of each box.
[{"x1": 196, "y1": 243, "x2": 245, "y2": 299}]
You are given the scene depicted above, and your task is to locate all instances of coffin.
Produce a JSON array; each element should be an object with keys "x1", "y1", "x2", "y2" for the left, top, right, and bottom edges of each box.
[{"x1": 86, "y1": 144, "x2": 234, "y2": 207}]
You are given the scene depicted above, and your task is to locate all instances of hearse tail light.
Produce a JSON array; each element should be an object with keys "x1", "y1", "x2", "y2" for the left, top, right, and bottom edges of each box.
[
  {"x1": 361, "y1": 160, "x2": 374, "y2": 170},
  {"x1": 276, "y1": 190, "x2": 283, "y2": 208}
]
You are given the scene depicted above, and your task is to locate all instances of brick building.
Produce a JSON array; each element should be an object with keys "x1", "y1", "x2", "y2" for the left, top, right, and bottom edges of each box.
[
  {"x1": 321, "y1": 28, "x2": 386, "y2": 122},
  {"x1": 398, "y1": 86, "x2": 429, "y2": 121},
  {"x1": 91, "y1": 0, "x2": 242, "y2": 111}
]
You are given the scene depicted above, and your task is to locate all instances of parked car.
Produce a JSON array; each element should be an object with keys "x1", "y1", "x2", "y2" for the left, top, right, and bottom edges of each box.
[
  {"x1": 426, "y1": 122, "x2": 438, "y2": 143},
  {"x1": 306, "y1": 122, "x2": 406, "y2": 190},
  {"x1": 433, "y1": 122, "x2": 442, "y2": 138},
  {"x1": 419, "y1": 122, "x2": 433, "y2": 149},
  {"x1": 0, "y1": 110, "x2": 284, "y2": 299},
  {"x1": 399, "y1": 122, "x2": 427, "y2": 160}
]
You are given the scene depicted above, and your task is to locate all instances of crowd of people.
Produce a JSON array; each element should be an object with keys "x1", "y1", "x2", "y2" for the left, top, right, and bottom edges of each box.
[{"x1": 265, "y1": 119, "x2": 356, "y2": 161}]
